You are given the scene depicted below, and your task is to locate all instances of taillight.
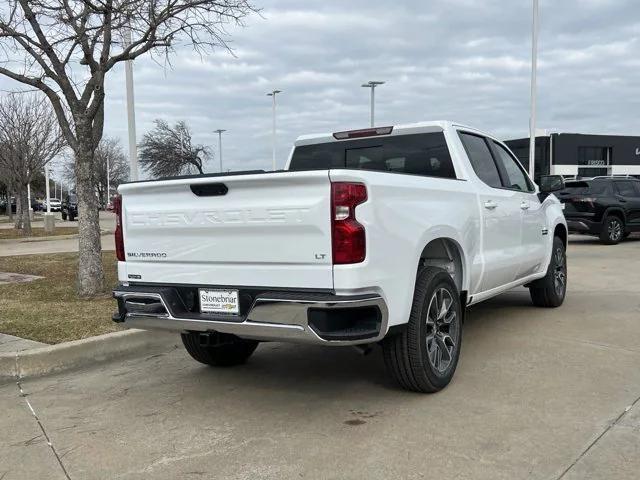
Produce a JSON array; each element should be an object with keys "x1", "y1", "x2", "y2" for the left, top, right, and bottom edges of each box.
[
  {"x1": 114, "y1": 194, "x2": 125, "y2": 261},
  {"x1": 331, "y1": 182, "x2": 367, "y2": 264}
]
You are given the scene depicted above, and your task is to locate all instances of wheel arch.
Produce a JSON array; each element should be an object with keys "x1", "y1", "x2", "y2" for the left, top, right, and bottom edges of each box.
[
  {"x1": 554, "y1": 223, "x2": 567, "y2": 248},
  {"x1": 604, "y1": 207, "x2": 626, "y2": 224},
  {"x1": 418, "y1": 237, "x2": 466, "y2": 294}
]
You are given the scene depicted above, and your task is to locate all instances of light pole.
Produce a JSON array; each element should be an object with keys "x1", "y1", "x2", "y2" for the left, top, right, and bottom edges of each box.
[
  {"x1": 45, "y1": 164, "x2": 51, "y2": 213},
  {"x1": 361, "y1": 81, "x2": 385, "y2": 127},
  {"x1": 124, "y1": 28, "x2": 138, "y2": 181},
  {"x1": 528, "y1": 0, "x2": 539, "y2": 179},
  {"x1": 214, "y1": 129, "x2": 226, "y2": 172},
  {"x1": 266, "y1": 90, "x2": 282, "y2": 171},
  {"x1": 106, "y1": 155, "x2": 110, "y2": 206}
]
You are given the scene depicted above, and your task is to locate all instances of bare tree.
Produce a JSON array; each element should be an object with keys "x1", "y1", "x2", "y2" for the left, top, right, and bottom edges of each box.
[
  {"x1": 139, "y1": 119, "x2": 210, "y2": 178},
  {"x1": 63, "y1": 136, "x2": 130, "y2": 204},
  {"x1": 0, "y1": 93, "x2": 65, "y2": 235},
  {"x1": 0, "y1": 0, "x2": 259, "y2": 296}
]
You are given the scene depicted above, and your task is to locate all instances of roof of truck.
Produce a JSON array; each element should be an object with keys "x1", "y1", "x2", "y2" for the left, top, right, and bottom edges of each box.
[{"x1": 294, "y1": 120, "x2": 489, "y2": 146}]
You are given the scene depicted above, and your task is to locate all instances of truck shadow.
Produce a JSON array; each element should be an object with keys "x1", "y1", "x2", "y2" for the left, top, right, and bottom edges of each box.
[{"x1": 181, "y1": 288, "x2": 542, "y2": 395}]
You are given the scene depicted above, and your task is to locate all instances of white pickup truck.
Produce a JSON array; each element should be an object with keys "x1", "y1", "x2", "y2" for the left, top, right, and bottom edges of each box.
[{"x1": 113, "y1": 121, "x2": 567, "y2": 392}]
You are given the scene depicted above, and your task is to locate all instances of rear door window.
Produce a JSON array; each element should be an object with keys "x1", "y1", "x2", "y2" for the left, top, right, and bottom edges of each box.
[
  {"x1": 562, "y1": 180, "x2": 612, "y2": 196},
  {"x1": 289, "y1": 132, "x2": 456, "y2": 179},
  {"x1": 615, "y1": 181, "x2": 640, "y2": 197},
  {"x1": 458, "y1": 132, "x2": 502, "y2": 188},
  {"x1": 491, "y1": 142, "x2": 534, "y2": 192}
]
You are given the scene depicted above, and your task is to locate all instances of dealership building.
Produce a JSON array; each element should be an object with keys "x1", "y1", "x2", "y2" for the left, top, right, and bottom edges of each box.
[{"x1": 504, "y1": 132, "x2": 640, "y2": 181}]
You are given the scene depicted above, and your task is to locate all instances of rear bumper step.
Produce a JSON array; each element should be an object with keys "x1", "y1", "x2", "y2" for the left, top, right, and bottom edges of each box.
[{"x1": 113, "y1": 286, "x2": 388, "y2": 345}]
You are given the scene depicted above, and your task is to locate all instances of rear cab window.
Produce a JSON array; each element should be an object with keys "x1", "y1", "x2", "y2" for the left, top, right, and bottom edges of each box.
[{"x1": 289, "y1": 132, "x2": 456, "y2": 179}]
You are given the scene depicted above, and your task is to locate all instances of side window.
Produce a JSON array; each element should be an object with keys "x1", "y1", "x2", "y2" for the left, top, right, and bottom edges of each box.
[
  {"x1": 459, "y1": 132, "x2": 502, "y2": 188},
  {"x1": 615, "y1": 181, "x2": 639, "y2": 197},
  {"x1": 491, "y1": 142, "x2": 534, "y2": 192}
]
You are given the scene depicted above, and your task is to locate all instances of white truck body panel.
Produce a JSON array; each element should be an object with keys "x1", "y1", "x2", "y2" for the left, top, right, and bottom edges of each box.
[{"x1": 118, "y1": 170, "x2": 334, "y2": 289}]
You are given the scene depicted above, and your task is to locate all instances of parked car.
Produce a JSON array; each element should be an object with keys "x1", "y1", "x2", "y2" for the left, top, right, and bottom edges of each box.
[
  {"x1": 112, "y1": 121, "x2": 567, "y2": 393},
  {"x1": 61, "y1": 194, "x2": 78, "y2": 221},
  {"x1": 0, "y1": 197, "x2": 16, "y2": 214},
  {"x1": 556, "y1": 177, "x2": 640, "y2": 244},
  {"x1": 48, "y1": 197, "x2": 61, "y2": 212}
]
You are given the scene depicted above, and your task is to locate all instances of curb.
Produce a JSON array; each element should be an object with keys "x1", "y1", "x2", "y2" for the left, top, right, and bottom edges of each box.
[{"x1": 0, "y1": 329, "x2": 178, "y2": 382}]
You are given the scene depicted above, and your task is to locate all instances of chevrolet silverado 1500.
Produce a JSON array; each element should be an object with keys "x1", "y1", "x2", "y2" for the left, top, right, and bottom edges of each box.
[{"x1": 113, "y1": 121, "x2": 567, "y2": 392}]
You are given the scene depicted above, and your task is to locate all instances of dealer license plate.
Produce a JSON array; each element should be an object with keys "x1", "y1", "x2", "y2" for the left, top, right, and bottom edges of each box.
[{"x1": 199, "y1": 289, "x2": 239, "y2": 315}]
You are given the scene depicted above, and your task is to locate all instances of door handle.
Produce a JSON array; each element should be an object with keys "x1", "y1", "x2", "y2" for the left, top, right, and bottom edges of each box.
[
  {"x1": 483, "y1": 200, "x2": 498, "y2": 210},
  {"x1": 520, "y1": 201, "x2": 530, "y2": 210}
]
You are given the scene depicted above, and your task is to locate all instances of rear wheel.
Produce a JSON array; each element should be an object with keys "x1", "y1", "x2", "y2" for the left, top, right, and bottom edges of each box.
[
  {"x1": 529, "y1": 236, "x2": 567, "y2": 308},
  {"x1": 382, "y1": 267, "x2": 462, "y2": 393},
  {"x1": 181, "y1": 331, "x2": 258, "y2": 367},
  {"x1": 599, "y1": 215, "x2": 624, "y2": 244}
]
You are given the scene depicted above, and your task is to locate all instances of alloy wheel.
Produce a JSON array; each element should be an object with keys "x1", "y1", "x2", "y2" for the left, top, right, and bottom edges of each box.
[
  {"x1": 608, "y1": 219, "x2": 622, "y2": 242},
  {"x1": 425, "y1": 287, "x2": 459, "y2": 374},
  {"x1": 553, "y1": 246, "x2": 566, "y2": 297}
]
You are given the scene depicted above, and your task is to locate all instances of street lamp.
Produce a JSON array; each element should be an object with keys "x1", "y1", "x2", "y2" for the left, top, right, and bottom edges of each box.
[
  {"x1": 124, "y1": 28, "x2": 138, "y2": 181},
  {"x1": 106, "y1": 155, "x2": 110, "y2": 206},
  {"x1": 44, "y1": 164, "x2": 51, "y2": 213},
  {"x1": 266, "y1": 90, "x2": 282, "y2": 171},
  {"x1": 528, "y1": 0, "x2": 539, "y2": 179},
  {"x1": 361, "y1": 81, "x2": 385, "y2": 127},
  {"x1": 214, "y1": 129, "x2": 226, "y2": 172}
]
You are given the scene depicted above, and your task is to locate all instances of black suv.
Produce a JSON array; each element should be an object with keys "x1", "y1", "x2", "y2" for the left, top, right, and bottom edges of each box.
[
  {"x1": 557, "y1": 177, "x2": 640, "y2": 244},
  {"x1": 61, "y1": 194, "x2": 78, "y2": 221}
]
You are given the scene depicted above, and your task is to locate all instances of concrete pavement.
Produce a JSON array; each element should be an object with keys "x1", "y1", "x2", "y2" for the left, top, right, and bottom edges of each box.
[
  {"x1": 0, "y1": 211, "x2": 116, "y2": 231},
  {"x1": 0, "y1": 211, "x2": 115, "y2": 256},
  {"x1": 0, "y1": 234, "x2": 114, "y2": 256},
  {"x1": 1, "y1": 235, "x2": 639, "y2": 479},
  {"x1": 0, "y1": 334, "x2": 45, "y2": 354}
]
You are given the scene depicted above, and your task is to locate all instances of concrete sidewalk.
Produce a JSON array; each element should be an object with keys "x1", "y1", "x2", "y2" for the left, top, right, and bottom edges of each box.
[
  {"x1": 0, "y1": 334, "x2": 45, "y2": 354},
  {"x1": 0, "y1": 211, "x2": 115, "y2": 231},
  {"x1": 0, "y1": 236, "x2": 639, "y2": 479},
  {"x1": 0, "y1": 234, "x2": 114, "y2": 256}
]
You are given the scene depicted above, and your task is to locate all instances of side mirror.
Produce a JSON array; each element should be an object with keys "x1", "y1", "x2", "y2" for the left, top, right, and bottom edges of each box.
[{"x1": 539, "y1": 175, "x2": 564, "y2": 194}]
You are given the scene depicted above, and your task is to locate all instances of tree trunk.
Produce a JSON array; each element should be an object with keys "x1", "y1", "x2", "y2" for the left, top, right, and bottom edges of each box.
[
  {"x1": 7, "y1": 189, "x2": 13, "y2": 221},
  {"x1": 14, "y1": 187, "x2": 23, "y2": 230},
  {"x1": 74, "y1": 131, "x2": 105, "y2": 297},
  {"x1": 17, "y1": 186, "x2": 31, "y2": 235}
]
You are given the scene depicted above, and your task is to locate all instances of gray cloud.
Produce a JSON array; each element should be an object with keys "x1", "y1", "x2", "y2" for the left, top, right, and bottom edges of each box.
[{"x1": 2, "y1": 0, "x2": 639, "y2": 175}]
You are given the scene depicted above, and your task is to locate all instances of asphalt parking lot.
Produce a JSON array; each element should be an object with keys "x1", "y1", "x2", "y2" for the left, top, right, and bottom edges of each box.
[{"x1": 1, "y1": 235, "x2": 639, "y2": 479}]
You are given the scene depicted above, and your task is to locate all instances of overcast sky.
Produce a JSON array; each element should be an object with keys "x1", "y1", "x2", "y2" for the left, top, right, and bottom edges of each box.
[{"x1": 3, "y1": 0, "x2": 640, "y2": 175}]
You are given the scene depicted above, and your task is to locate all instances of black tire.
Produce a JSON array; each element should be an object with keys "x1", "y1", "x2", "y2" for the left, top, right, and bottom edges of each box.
[
  {"x1": 69, "y1": 214, "x2": 75, "y2": 222},
  {"x1": 382, "y1": 267, "x2": 463, "y2": 393},
  {"x1": 61, "y1": 212, "x2": 67, "y2": 221},
  {"x1": 181, "y1": 331, "x2": 258, "y2": 367},
  {"x1": 599, "y1": 215, "x2": 624, "y2": 245},
  {"x1": 529, "y1": 236, "x2": 567, "y2": 308}
]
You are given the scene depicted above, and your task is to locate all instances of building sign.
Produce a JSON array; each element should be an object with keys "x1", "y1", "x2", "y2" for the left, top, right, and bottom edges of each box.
[{"x1": 579, "y1": 159, "x2": 607, "y2": 166}]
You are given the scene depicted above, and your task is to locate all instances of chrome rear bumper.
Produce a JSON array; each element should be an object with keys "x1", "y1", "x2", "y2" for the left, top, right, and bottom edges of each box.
[{"x1": 113, "y1": 286, "x2": 388, "y2": 346}]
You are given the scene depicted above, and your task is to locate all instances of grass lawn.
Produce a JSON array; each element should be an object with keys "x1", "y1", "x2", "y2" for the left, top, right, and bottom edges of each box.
[
  {"x1": 0, "y1": 226, "x2": 78, "y2": 240},
  {"x1": 0, "y1": 252, "x2": 122, "y2": 344}
]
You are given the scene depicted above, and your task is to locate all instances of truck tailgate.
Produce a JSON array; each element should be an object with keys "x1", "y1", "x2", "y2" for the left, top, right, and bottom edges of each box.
[{"x1": 118, "y1": 171, "x2": 334, "y2": 289}]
